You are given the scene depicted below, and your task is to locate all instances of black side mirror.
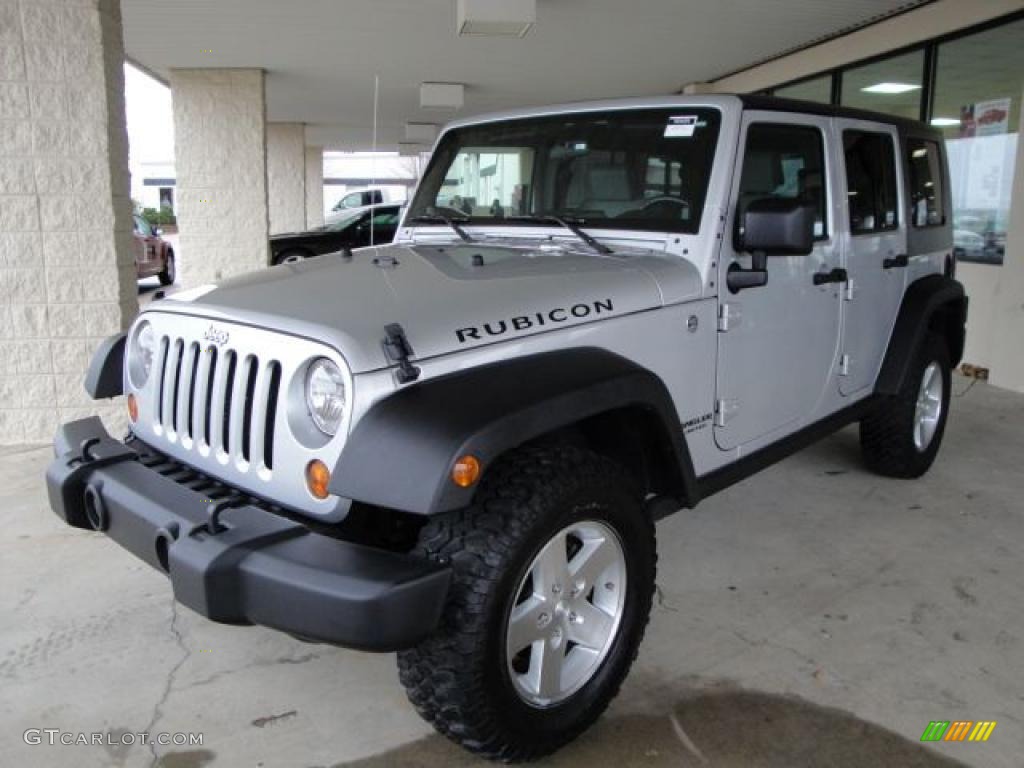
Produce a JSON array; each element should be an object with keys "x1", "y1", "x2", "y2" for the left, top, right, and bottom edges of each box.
[{"x1": 728, "y1": 197, "x2": 816, "y2": 293}]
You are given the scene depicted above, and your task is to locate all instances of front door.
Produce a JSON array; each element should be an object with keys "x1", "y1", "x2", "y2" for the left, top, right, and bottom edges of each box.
[
  {"x1": 714, "y1": 113, "x2": 843, "y2": 451},
  {"x1": 836, "y1": 120, "x2": 908, "y2": 396}
]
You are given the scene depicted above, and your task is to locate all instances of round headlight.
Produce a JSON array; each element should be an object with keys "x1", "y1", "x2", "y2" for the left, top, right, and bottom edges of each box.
[
  {"x1": 305, "y1": 358, "x2": 346, "y2": 436},
  {"x1": 127, "y1": 320, "x2": 157, "y2": 388}
]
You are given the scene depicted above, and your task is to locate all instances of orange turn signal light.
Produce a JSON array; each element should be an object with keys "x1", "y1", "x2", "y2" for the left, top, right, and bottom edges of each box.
[
  {"x1": 305, "y1": 459, "x2": 331, "y2": 500},
  {"x1": 127, "y1": 393, "x2": 138, "y2": 423},
  {"x1": 451, "y1": 455, "x2": 481, "y2": 488}
]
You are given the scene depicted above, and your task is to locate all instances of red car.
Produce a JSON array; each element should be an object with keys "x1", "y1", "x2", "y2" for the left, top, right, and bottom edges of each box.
[{"x1": 132, "y1": 214, "x2": 175, "y2": 285}]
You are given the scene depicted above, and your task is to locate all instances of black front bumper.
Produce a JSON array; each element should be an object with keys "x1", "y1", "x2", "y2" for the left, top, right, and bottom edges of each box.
[{"x1": 45, "y1": 417, "x2": 450, "y2": 652}]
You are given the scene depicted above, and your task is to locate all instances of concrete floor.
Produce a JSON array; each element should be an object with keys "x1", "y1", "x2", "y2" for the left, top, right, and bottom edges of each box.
[{"x1": 2, "y1": 377, "x2": 1021, "y2": 768}]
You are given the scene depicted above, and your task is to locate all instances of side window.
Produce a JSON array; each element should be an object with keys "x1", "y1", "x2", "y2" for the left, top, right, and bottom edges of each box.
[
  {"x1": 133, "y1": 216, "x2": 150, "y2": 236},
  {"x1": 737, "y1": 123, "x2": 827, "y2": 240},
  {"x1": 906, "y1": 139, "x2": 946, "y2": 227},
  {"x1": 843, "y1": 130, "x2": 899, "y2": 234}
]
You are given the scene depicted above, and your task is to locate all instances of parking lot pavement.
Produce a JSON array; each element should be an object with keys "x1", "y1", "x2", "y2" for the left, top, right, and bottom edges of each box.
[{"x1": 1, "y1": 377, "x2": 1021, "y2": 767}]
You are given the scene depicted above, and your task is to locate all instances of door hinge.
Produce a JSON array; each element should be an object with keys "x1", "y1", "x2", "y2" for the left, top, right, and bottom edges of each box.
[
  {"x1": 718, "y1": 303, "x2": 742, "y2": 332},
  {"x1": 714, "y1": 398, "x2": 739, "y2": 427},
  {"x1": 844, "y1": 278, "x2": 855, "y2": 301},
  {"x1": 838, "y1": 354, "x2": 851, "y2": 377}
]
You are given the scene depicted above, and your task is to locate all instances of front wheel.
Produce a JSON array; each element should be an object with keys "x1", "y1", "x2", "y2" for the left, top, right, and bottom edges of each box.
[
  {"x1": 397, "y1": 445, "x2": 655, "y2": 761},
  {"x1": 860, "y1": 333, "x2": 951, "y2": 478}
]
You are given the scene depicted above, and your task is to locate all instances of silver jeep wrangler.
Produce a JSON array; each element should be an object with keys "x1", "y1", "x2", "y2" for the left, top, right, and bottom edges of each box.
[{"x1": 47, "y1": 95, "x2": 967, "y2": 760}]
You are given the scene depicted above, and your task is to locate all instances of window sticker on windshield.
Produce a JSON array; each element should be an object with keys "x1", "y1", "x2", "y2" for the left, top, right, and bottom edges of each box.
[{"x1": 665, "y1": 115, "x2": 698, "y2": 138}]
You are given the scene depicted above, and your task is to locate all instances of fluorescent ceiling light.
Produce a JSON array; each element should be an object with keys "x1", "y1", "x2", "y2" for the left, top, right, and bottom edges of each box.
[
  {"x1": 861, "y1": 82, "x2": 921, "y2": 94},
  {"x1": 930, "y1": 117, "x2": 959, "y2": 127},
  {"x1": 420, "y1": 82, "x2": 464, "y2": 110},
  {"x1": 912, "y1": 148, "x2": 928, "y2": 158},
  {"x1": 457, "y1": 0, "x2": 535, "y2": 37}
]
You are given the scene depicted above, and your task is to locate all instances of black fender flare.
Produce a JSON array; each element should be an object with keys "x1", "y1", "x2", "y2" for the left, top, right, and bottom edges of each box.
[
  {"x1": 876, "y1": 274, "x2": 968, "y2": 396},
  {"x1": 329, "y1": 348, "x2": 697, "y2": 515},
  {"x1": 84, "y1": 332, "x2": 126, "y2": 399}
]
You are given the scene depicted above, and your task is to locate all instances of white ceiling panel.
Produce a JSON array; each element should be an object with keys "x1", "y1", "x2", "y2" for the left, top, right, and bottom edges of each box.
[{"x1": 122, "y1": 0, "x2": 932, "y2": 149}]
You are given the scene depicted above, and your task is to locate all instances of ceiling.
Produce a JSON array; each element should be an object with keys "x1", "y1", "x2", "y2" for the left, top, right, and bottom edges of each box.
[{"x1": 122, "y1": 0, "x2": 933, "y2": 150}]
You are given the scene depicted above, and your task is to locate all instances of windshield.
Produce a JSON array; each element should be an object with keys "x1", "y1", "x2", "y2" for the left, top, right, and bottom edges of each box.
[{"x1": 408, "y1": 108, "x2": 721, "y2": 235}]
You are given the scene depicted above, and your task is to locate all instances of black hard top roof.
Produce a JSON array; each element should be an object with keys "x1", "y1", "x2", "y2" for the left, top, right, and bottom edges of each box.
[{"x1": 738, "y1": 94, "x2": 943, "y2": 139}]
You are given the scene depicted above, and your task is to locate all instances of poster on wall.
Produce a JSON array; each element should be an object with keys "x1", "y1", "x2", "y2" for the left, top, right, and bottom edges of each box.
[
  {"x1": 958, "y1": 98, "x2": 1012, "y2": 138},
  {"x1": 951, "y1": 97, "x2": 1014, "y2": 266}
]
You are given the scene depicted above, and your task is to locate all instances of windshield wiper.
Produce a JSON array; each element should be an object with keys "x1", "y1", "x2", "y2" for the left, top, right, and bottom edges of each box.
[
  {"x1": 508, "y1": 215, "x2": 614, "y2": 255},
  {"x1": 408, "y1": 214, "x2": 474, "y2": 242}
]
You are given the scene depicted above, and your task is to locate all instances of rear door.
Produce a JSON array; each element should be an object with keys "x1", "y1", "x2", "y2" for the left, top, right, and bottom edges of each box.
[
  {"x1": 836, "y1": 121, "x2": 907, "y2": 395},
  {"x1": 714, "y1": 113, "x2": 843, "y2": 450}
]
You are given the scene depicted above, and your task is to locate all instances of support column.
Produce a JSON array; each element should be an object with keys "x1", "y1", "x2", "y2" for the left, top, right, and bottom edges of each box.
[
  {"x1": 305, "y1": 145, "x2": 324, "y2": 229},
  {"x1": 0, "y1": 0, "x2": 136, "y2": 444},
  {"x1": 266, "y1": 122, "x2": 305, "y2": 235},
  {"x1": 170, "y1": 68, "x2": 268, "y2": 285}
]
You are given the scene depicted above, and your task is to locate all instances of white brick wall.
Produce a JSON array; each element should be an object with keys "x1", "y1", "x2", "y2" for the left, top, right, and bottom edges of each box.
[
  {"x1": 267, "y1": 122, "x2": 305, "y2": 235},
  {"x1": 0, "y1": 0, "x2": 135, "y2": 445},
  {"x1": 305, "y1": 145, "x2": 324, "y2": 229},
  {"x1": 170, "y1": 68, "x2": 269, "y2": 286}
]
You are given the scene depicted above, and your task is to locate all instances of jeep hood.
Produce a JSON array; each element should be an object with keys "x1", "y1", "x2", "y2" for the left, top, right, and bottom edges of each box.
[{"x1": 156, "y1": 241, "x2": 702, "y2": 373}]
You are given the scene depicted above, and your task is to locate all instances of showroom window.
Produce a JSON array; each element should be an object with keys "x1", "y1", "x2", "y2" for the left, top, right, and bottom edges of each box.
[
  {"x1": 843, "y1": 131, "x2": 898, "y2": 234},
  {"x1": 906, "y1": 139, "x2": 946, "y2": 228},
  {"x1": 764, "y1": 13, "x2": 1024, "y2": 266},
  {"x1": 931, "y1": 18, "x2": 1023, "y2": 264},
  {"x1": 774, "y1": 75, "x2": 832, "y2": 105},
  {"x1": 841, "y1": 50, "x2": 925, "y2": 120},
  {"x1": 736, "y1": 123, "x2": 827, "y2": 240}
]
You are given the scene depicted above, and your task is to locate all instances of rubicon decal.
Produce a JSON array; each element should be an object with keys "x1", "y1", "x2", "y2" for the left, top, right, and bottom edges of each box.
[{"x1": 456, "y1": 299, "x2": 615, "y2": 343}]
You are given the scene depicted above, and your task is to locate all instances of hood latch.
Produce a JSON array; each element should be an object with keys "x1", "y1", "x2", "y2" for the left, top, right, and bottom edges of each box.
[{"x1": 383, "y1": 323, "x2": 421, "y2": 384}]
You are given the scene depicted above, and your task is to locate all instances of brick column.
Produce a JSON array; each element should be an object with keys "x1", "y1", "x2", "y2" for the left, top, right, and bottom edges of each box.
[
  {"x1": 170, "y1": 69, "x2": 268, "y2": 285},
  {"x1": 305, "y1": 145, "x2": 324, "y2": 229},
  {"x1": 267, "y1": 122, "x2": 305, "y2": 235},
  {"x1": 0, "y1": 0, "x2": 135, "y2": 444}
]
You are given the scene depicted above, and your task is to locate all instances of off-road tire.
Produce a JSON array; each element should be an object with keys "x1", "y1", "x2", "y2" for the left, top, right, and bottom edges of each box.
[
  {"x1": 860, "y1": 333, "x2": 951, "y2": 478},
  {"x1": 397, "y1": 445, "x2": 656, "y2": 761},
  {"x1": 157, "y1": 250, "x2": 175, "y2": 286}
]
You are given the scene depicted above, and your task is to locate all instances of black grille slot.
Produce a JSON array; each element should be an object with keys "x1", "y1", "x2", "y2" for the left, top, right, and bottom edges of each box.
[
  {"x1": 263, "y1": 362, "x2": 282, "y2": 470},
  {"x1": 203, "y1": 346, "x2": 218, "y2": 447},
  {"x1": 156, "y1": 336, "x2": 169, "y2": 425},
  {"x1": 240, "y1": 357, "x2": 258, "y2": 463},
  {"x1": 185, "y1": 343, "x2": 200, "y2": 440},
  {"x1": 170, "y1": 339, "x2": 184, "y2": 434},
  {"x1": 222, "y1": 350, "x2": 237, "y2": 454}
]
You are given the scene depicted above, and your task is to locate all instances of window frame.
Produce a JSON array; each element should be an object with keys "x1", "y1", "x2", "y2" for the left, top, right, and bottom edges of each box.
[
  {"x1": 734, "y1": 120, "x2": 830, "y2": 246},
  {"x1": 842, "y1": 128, "x2": 901, "y2": 236},
  {"x1": 905, "y1": 137, "x2": 947, "y2": 229}
]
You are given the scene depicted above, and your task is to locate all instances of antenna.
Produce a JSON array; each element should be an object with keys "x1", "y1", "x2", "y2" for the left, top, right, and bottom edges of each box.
[{"x1": 370, "y1": 74, "x2": 379, "y2": 247}]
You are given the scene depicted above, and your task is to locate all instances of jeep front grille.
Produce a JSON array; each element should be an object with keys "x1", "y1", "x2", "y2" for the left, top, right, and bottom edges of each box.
[
  {"x1": 154, "y1": 335, "x2": 283, "y2": 473},
  {"x1": 128, "y1": 312, "x2": 352, "y2": 522}
]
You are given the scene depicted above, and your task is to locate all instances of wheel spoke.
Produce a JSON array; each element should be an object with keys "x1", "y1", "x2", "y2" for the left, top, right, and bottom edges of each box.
[
  {"x1": 532, "y1": 531, "x2": 568, "y2": 592},
  {"x1": 507, "y1": 595, "x2": 547, "y2": 654},
  {"x1": 529, "y1": 637, "x2": 564, "y2": 700},
  {"x1": 567, "y1": 601, "x2": 614, "y2": 650},
  {"x1": 568, "y1": 535, "x2": 616, "y2": 593}
]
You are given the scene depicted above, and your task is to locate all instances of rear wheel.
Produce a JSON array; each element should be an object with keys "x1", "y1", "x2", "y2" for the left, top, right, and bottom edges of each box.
[
  {"x1": 157, "y1": 250, "x2": 175, "y2": 285},
  {"x1": 273, "y1": 249, "x2": 310, "y2": 265},
  {"x1": 860, "y1": 333, "x2": 951, "y2": 478},
  {"x1": 397, "y1": 445, "x2": 655, "y2": 761}
]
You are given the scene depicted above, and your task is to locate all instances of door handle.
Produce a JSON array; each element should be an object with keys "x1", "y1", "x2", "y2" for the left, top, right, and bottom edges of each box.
[
  {"x1": 883, "y1": 253, "x2": 909, "y2": 269},
  {"x1": 812, "y1": 267, "x2": 848, "y2": 286}
]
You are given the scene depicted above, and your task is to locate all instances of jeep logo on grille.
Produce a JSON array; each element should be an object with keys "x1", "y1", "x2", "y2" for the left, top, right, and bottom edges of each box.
[{"x1": 203, "y1": 325, "x2": 230, "y2": 346}]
